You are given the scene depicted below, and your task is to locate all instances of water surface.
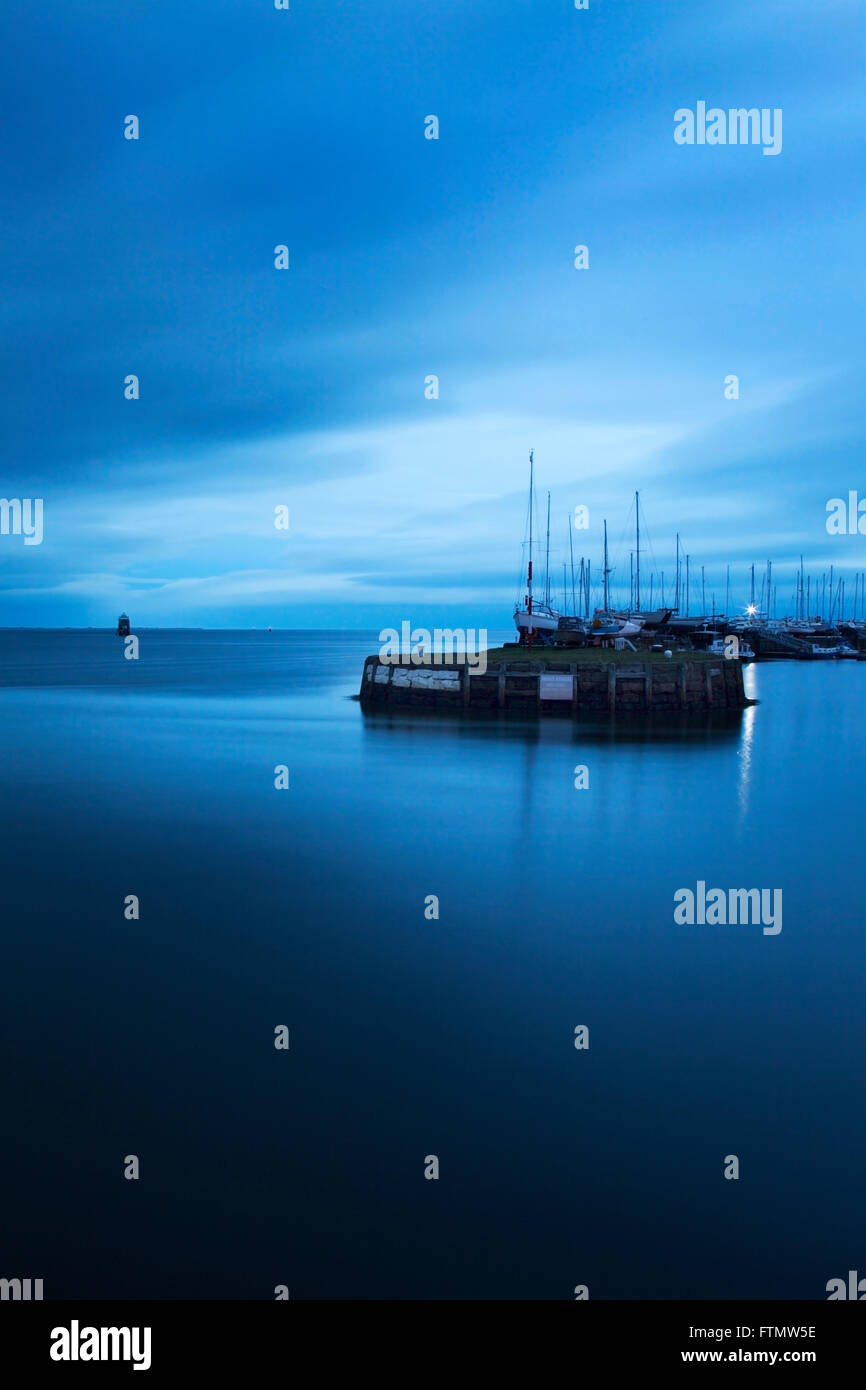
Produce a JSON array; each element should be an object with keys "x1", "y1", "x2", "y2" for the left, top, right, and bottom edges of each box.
[{"x1": 1, "y1": 631, "x2": 863, "y2": 1299}]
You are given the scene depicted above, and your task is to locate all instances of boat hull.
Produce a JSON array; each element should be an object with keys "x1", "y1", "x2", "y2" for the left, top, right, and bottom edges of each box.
[{"x1": 514, "y1": 607, "x2": 559, "y2": 636}]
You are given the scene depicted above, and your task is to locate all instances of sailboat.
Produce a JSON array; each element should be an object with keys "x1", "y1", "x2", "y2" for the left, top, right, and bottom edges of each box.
[
  {"x1": 587, "y1": 517, "x2": 644, "y2": 638},
  {"x1": 513, "y1": 452, "x2": 560, "y2": 642},
  {"x1": 603, "y1": 493, "x2": 672, "y2": 629},
  {"x1": 513, "y1": 472, "x2": 671, "y2": 645}
]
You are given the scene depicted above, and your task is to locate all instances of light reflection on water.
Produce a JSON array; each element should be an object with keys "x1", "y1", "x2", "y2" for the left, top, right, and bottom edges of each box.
[{"x1": 737, "y1": 664, "x2": 759, "y2": 823}]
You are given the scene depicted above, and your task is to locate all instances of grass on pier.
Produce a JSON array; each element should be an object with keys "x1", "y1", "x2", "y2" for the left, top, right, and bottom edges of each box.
[{"x1": 480, "y1": 644, "x2": 713, "y2": 665}]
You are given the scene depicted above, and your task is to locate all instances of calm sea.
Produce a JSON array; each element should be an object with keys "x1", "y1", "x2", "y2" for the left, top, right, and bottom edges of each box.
[{"x1": 1, "y1": 630, "x2": 864, "y2": 1299}]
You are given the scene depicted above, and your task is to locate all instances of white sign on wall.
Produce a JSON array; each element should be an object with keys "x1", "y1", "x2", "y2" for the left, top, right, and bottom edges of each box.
[{"x1": 539, "y1": 674, "x2": 574, "y2": 701}]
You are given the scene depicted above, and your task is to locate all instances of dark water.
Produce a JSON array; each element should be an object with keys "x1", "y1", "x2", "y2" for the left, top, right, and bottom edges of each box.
[{"x1": 1, "y1": 630, "x2": 864, "y2": 1300}]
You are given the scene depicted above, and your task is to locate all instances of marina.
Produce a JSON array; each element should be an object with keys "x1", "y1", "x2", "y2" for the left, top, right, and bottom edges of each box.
[
  {"x1": 361, "y1": 454, "x2": 863, "y2": 719},
  {"x1": 509, "y1": 454, "x2": 866, "y2": 663}
]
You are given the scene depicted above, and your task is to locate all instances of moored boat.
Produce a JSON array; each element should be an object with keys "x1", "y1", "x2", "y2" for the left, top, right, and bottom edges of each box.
[
  {"x1": 513, "y1": 452, "x2": 561, "y2": 644},
  {"x1": 707, "y1": 636, "x2": 755, "y2": 660}
]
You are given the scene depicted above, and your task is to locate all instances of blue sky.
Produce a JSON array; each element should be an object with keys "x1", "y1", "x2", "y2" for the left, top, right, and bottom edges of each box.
[{"x1": 1, "y1": 0, "x2": 864, "y2": 627}]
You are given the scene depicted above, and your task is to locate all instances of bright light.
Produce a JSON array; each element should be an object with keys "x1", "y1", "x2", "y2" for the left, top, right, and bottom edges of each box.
[{"x1": 746, "y1": 604, "x2": 757, "y2": 616}]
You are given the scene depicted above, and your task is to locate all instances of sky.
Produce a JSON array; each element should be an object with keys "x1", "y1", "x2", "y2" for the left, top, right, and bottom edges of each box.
[{"x1": 1, "y1": 0, "x2": 864, "y2": 628}]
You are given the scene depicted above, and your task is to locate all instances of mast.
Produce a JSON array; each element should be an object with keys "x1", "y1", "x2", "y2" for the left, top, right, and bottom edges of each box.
[
  {"x1": 569, "y1": 518, "x2": 576, "y2": 617},
  {"x1": 675, "y1": 533, "x2": 680, "y2": 612},
  {"x1": 685, "y1": 554, "x2": 690, "y2": 618},
  {"x1": 701, "y1": 564, "x2": 705, "y2": 618},
  {"x1": 544, "y1": 490, "x2": 551, "y2": 607},
  {"x1": 634, "y1": 489, "x2": 641, "y2": 613},
  {"x1": 765, "y1": 559, "x2": 771, "y2": 619},
  {"x1": 829, "y1": 564, "x2": 834, "y2": 624},
  {"x1": 750, "y1": 563, "x2": 755, "y2": 611},
  {"x1": 527, "y1": 451, "x2": 533, "y2": 589},
  {"x1": 725, "y1": 564, "x2": 730, "y2": 616},
  {"x1": 527, "y1": 450, "x2": 534, "y2": 650},
  {"x1": 603, "y1": 520, "x2": 610, "y2": 613}
]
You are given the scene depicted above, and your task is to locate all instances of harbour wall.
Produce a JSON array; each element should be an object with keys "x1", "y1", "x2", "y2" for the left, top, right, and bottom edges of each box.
[{"x1": 359, "y1": 654, "x2": 749, "y2": 715}]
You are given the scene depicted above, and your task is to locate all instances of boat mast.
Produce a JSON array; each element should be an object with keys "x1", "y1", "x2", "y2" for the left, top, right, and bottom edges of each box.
[
  {"x1": 634, "y1": 490, "x2": 640, "y2": 613},
  {"x1": 544, "y1": 491, "x2": 551, "y2": 607},
  {"x1": 675, "y1": 533, "x2": 680, "y2": 613},
  {"x1": 603, "y1": 520, "x2": 610, "y2": 613},
  {"x1": 527, "y1": 450, "x2": 534, "y2": 650},
  {"x1": 569, "y1": 517, "x2": 576, "y2": 617}
]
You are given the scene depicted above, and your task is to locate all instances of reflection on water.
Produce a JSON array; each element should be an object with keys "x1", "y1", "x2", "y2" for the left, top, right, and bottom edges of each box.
[
  {"x1": 361, "y1": 706, "x2": 745, "y2": 744},
  {"x1": 737, "y1": 699, "x2": 758, "y2": 823}
]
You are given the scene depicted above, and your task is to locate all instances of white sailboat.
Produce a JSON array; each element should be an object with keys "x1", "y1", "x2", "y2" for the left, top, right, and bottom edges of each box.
[
  {"x1": 514, "y1": 453, "x2": 560, "y2": 641},
  {"x1": 587, "y1": 519, "x2": 644, "y2": 637}
]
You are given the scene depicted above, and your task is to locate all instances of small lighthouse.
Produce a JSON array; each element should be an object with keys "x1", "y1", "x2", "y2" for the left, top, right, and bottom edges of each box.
[{"x1": 116, "y1": 613, "x2": 131, "y2": 637}]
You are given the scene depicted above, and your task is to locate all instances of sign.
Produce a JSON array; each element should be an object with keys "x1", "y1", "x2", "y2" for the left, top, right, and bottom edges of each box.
[{"x1": 539, "y1": 673, "x2": 574, "y2": 700}]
